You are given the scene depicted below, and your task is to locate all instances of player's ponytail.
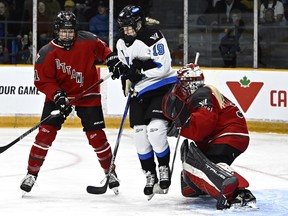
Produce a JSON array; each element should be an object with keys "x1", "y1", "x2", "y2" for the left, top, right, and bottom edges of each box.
[{"x1": 205, "y1": 84, "x2": 224, "y2": 109}]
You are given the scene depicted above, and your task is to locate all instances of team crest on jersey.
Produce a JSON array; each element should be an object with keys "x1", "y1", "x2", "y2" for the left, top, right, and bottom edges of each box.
[
  {"x1": 199, "y1": 99, "x2": 208, "y2": 107},
  {"x1": 150, "y1": 33, "x2": 159, "y2": 40},
  {"x1": 199, "y1": 99, "x2": 212, "y2": 111},
  {"x1": 55, "y1": 59, "x2": 84, "y2": 86}
]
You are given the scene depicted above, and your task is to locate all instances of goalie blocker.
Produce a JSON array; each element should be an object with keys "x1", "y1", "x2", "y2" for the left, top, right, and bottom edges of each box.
[{"x1": 180, "y1": 139, "x2": 256, "y2": 210}]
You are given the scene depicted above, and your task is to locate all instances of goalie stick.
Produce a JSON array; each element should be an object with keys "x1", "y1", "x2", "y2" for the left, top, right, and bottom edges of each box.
[
  {"x1": 86, "y1": 90, "x2": 131, "y2": 195},
  {"x1": 0, "y1": 73, "x2": 113, "y2": 154}
]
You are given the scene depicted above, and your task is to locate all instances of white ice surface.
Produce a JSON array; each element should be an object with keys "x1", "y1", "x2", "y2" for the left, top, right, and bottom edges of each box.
[{"x1": 1, "y1": 128, "x2": 288, "y2": 216}]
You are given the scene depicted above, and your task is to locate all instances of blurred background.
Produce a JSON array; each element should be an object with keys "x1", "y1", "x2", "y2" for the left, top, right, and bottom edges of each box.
[{"x1": 1, "y1": 0, "x2": 288, "y2": 69}]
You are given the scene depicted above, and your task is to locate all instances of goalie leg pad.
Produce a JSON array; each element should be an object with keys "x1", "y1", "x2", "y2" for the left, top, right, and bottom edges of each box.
[
  {"x1": 86, "y1": 130, "x2": 112, "y2": 173},
  {"x1": 234, "y1": 171, "x2": 249, "y2": 188},
  {"x1": 181, "y1": 139, "x2": 238, "y2": 209},
  {"x1": 181, "y1": 171, "x2": 206, "y2": 197},
  {"x1": 217, "y1": 162, "x2": 249, "y2": 188}
]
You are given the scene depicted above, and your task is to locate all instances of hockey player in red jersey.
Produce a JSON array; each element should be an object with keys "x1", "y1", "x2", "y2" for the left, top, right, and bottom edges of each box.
[
  {"x1": 162, "y1": 63, "x2": 256, "y2": 209},
  {"x1": 20, "y1": 11, "x2": 127, "y2": 195}
]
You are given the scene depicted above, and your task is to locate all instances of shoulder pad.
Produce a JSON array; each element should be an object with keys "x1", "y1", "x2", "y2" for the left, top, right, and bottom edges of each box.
[
  {"x1": 190, "y1": 87, "x2": 213, "y2": 108},
  {"x1": 35, "y1": 44, "x2": 54, "y2": 64},
  {"x1": 137, "y1": 27, "x2": 164, "y2": 46},
  {"x1": 77, "y1": 30, "x2": 97, "y2": 42}
]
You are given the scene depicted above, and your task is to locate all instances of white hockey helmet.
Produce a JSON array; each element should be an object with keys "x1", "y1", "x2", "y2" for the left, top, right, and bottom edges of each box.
[{"x1": 177, "y1": 63, "x2": 205, "y2": 96}]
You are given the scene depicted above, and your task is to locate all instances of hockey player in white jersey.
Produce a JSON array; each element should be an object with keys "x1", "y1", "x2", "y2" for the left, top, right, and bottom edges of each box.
[{"x1": 114, "y1": 5, "x2": 177, "y2": 199}]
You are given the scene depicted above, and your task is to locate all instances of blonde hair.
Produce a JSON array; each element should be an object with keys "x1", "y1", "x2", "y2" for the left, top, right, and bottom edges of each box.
[{"x1": 204, "y1": 84, "x2": 225, "y2": 109}]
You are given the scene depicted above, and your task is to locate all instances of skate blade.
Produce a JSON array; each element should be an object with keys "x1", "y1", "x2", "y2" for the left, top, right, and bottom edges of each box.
[
  {"x1": 230, "y1": 201, "x2": 258, "y2": 210},
  {"x1": 153, "y1": 183, "x2": 168, "y2": 194},
  {"x1": 112, "y1": 187, "x2": 119, "y2": 195},
  {"x1": 147, "y1": 193, "x2": 155, "y2": 201},
  {"x1": 21, "y1": 191, "x2": 28, "y2": 198}
]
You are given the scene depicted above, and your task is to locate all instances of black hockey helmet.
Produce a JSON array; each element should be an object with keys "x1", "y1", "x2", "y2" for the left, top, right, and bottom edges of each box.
[
  {"x1": 117, "y1": 5, "x2": 145, "y2": 31},
  {"x1": 54, "y1": 11, "x2": 78, "y2": 50}
]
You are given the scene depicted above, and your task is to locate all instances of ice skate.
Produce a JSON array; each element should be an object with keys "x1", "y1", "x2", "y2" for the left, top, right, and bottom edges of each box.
[
  {"x1": 229, "y1": 189, "x2": 257, "y2": 209},
  {"x1": 143, "y1": 171, "x2": 158, "y2": 200},
  {"x1": 108, "y1": 170, "x2": 120, "y2": 195},
  {"x1": 159, "y1": 165, "x2": 171, "y2": 192},
  {"x1": 152, "y1": 183, "x2": 166, "y2": 194},
  {"x1": 20, "y1": 173, "x2": 37, "y2": 196}
]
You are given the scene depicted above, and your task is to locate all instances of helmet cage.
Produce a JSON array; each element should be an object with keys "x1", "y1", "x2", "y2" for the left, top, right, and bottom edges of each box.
[
  {"x1": 54, "y1": 11, "x2": 78, "y2": 50},
  {"x1": 177, "y1": 65, "x2": 204, "y2": 96}
]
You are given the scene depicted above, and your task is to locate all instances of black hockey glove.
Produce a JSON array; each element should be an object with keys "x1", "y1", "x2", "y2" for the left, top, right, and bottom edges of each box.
[
  {"x1": 106, "y1": 52, "x2": 128, "y2": 79},
  {"x1": 122, "y1": 59, "x2": 144, "y2": 83},
  {"x1": 167, "y1": 122, "x2": 180, "y2": 137},
  {"x1": 54, "y1": 90, "x2": 72, "y2": 119}
]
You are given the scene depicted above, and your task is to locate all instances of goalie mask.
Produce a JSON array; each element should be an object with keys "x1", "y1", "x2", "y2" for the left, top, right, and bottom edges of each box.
[
  {"x1": 54, "y1": 11, "x2": 78, "y2": 51},
  {"x1": 162, "y1": 64, "x2": 204, "y2": 127},
  {"x1": 117, "y1": 5, "x2": 145, "y2": 46},
  {"x1": 177, "y1": 63, "x2": 205, "y2": 96}
]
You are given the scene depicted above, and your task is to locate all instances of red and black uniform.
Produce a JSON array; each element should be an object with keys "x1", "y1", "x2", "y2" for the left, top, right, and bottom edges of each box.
[
  {"x1": 28, "y1": 31, "x2": 113, "y2": 176},
  {"x1": 35, "y1": 31, "x2": 111, "y2": 106},
  {"x1": 180, "y1": 86, "x2": 251, "y2": 202},
  {"x1": 181, "y1": 86, "x2": 249, "y2": 165}
]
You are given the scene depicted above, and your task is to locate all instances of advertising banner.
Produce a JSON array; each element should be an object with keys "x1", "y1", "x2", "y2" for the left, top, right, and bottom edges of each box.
[
  {"x1": 0, "y1": 67, "x2": 287, "y2": 121},
  {"x1": 0, "y1": 67, "x2": 44, "y2": 116}
]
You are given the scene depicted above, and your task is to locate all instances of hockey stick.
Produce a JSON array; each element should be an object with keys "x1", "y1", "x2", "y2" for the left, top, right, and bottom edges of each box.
[
  {"x1": 68, "y1": 72, "x2": 112, "y2": 105},
  {"x1": 170, "y1": 130, "x2": 181, "y2": 177},
  {"x1": 0, "y1": 73, "x2": 113, "y2": 154},
  {"x1": 0, "y1": 110, "x2": 60, "y2": 154},
  {"x1": 194, "y1": 52, "x2": 200, "y2": 65},
  {"x1": 86, "y1": 91, "x2": 131, "y2": 195}
]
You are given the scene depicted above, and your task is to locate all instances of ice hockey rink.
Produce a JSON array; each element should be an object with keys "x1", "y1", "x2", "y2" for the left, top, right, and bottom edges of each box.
[{"x1": 1, "y1": 128, "x2": 288, "y2": 216}]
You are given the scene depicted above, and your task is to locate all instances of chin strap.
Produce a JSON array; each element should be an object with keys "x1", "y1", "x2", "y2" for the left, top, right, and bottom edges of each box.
[{"x1": 54, "y1": 38, "x2": 75, "y2": 50}]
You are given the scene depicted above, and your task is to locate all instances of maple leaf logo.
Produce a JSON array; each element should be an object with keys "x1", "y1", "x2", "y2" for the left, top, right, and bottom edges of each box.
[
  {"x1": 226, "y1": 76, "x2": 264, "y2": 113},
  {"x1": 239, "y1": 76, "x2": 251, "y2": 88}
]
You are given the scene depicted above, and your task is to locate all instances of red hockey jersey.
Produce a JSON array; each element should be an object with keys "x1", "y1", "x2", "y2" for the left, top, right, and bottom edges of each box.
[
  {"x1": 180, "y1": 86, "x2": 249, "y2": 153},
  {"x1": 34, "y1": 31, "x2": 112, "y2": 106}
]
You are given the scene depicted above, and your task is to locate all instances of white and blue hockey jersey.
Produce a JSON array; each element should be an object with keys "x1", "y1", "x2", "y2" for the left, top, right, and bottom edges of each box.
[{"x1": 116, "y1": 27, "x2": 177, "y2": 97}]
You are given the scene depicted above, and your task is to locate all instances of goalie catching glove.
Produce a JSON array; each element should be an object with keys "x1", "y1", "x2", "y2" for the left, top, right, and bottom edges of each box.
[
  {"x1": 162, "y1": 83, "x2": 191, "y2": 128},
  {"x1": 106, "y1": 52, "x2": 128, "y2": 79},
  {"x1": 54, "y1": 90, "x2": 72, "y2": 119}
]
